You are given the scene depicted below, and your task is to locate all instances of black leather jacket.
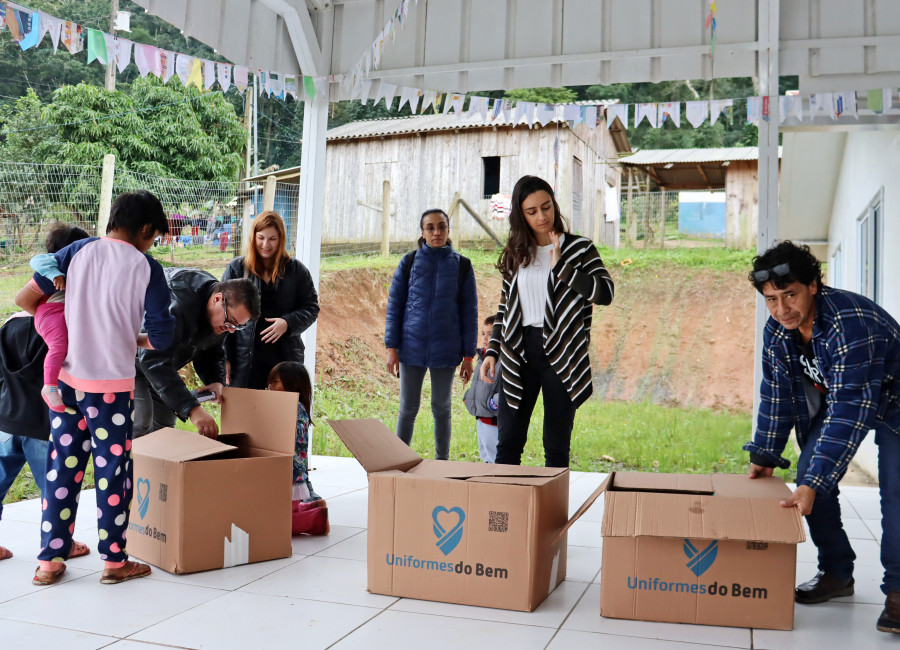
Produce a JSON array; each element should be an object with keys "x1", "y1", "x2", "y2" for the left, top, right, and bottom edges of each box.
[
  {"x1": 136, "y1": 268, "x2": 228, "y2": 420},
  {"x1": 221, "y1": 256, "x2": 319, "y2": 387},
  {"x1": 0, "y1": 315, "x2": 49, "y2": 440}
]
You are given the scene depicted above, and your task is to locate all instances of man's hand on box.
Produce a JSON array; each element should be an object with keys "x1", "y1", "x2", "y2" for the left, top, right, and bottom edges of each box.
[
  {"x1": 189, "y1": 406, "x2": 219, "y2": 439},
  {"x1": 747, "y1": 464, "x2": 774, "y2": 479},
  {"x1": 781, "y1": 485, "x2": 815, "y2": 516},
  {"x1": 199, "y1": 382, "x2": 225, "y2": 403}
]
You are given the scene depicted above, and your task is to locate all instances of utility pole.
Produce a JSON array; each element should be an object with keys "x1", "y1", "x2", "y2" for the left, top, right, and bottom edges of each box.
[{"x1": 104, "y1": 0, "x2": 119, "y2": 91}]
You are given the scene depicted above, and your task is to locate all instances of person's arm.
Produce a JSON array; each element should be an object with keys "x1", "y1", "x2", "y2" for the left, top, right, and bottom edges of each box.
[
  {"x1": 384, "y1": 254, "x2": 412, "y2": 372},
  {"x1": 193, "y1": 340, "x2": 227, "y2": 387},
  {"x1": 552, "y1": 239, "x2": 614, "y2": 306},
  {"x1": 142, "y1": 259, "x2": 175, "y2": 352},
  {"x1": 14, "y1": 280, "x2": 45, "y2": 316},
  {"x1": 459, "y1": 258, "x2": 479, "y2": 360},
  {"x1": 480, "y1": 279, "x2": 510, "y2": 383},
  {"x1": 30, "y1": 253, "x2": 64, "y2": 282},
  {"x1": 136, "y1": 313, "x2": 201, "y2": 422},
  {"x1": 280, "y1": 260, "x2": 320, "y2": 336},
  {"x1": 743, "y1": 326, "x2": 795, "y2": 470},
  {"x1": 801, "y1": 318, "x2": 886, "y2": 494}
]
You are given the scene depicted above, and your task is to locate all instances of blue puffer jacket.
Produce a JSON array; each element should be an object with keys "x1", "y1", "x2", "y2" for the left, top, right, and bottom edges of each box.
[{"x1": 385, "y1": 243, "x2": 478, "y2": 368}]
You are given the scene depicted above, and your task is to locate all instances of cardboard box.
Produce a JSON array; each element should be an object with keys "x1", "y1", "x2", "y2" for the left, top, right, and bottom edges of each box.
[
  {"x1": 129, "y1": 387, "x2": 299, "y2": 574},
  {"x1": 328, "y1": 419, "x2": 604, "y2": 612},
  {"x1": 594, "y1": 472, "x2": 806, "y2": 630}
]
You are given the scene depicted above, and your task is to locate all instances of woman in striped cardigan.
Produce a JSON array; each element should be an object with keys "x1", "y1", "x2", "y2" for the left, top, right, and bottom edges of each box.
[{"x1": 480, "y1": 176, "x2": 614, "y2": 467}]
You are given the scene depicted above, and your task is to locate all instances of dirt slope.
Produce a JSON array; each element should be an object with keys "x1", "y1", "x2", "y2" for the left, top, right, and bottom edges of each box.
[{"x1": 315, "y1": 262, "x2": 755, "y2": 413}]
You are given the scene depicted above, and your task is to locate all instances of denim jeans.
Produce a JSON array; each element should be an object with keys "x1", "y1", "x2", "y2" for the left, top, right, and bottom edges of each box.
[
  {"x1": 396, "y1": 364, "x2": 455, "y2": 460},
  {"x1": 797, "y1": 416, "x2": 856, "y2": 580},
  {"x1": 877, "y1": 428, "x2": 900, "y2": 594},
  {"x1": 0, "y1": 432, "x2": 49, "y2": 521}
]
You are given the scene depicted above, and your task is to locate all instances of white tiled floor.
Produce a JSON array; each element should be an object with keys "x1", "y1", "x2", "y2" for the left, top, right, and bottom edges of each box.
[{"x1": 0, "y1": 455, "x2": 891, "y2": 649}]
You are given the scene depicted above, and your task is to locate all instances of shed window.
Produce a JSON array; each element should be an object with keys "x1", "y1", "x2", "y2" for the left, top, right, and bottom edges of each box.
[{"x1": 483, "y1": 157, "x2": 501, "y2": 198}]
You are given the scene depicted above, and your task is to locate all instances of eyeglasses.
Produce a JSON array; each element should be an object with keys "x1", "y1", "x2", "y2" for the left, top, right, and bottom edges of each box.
[
  {"x1": 753, "y1": 262, "x2": 791, "y2": 283},
  {"x1": 221, "y1": 296, "x2": 249, "y2": 331},
  {"x1": 423, "y1": 224, "x2": 449, "y2": 232}
]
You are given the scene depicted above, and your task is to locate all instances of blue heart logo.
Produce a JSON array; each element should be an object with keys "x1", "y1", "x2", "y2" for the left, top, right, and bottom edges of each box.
[
  {"x1": 432, "y1": 506, "x2": 465, "y2": 556},
  {"x1": 136, "y1": 477, "x2": 151, "y2": 520},
  {"x1": 683, "y1": 539, "x2": 718, "y2": 577}
]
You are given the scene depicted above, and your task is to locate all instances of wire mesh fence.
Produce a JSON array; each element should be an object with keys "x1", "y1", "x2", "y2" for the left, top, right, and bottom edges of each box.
[{"x1": 620, "y1": 190, "x2": 727, "y2": 248}]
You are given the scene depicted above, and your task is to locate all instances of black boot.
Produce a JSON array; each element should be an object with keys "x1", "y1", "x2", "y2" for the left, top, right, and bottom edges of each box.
[
  {"x1": 795, "y1": 571, "x2": 854, "y2": 604},
  {"x1": 877, "y1": 591, "x2": 900, "y2": 634}
]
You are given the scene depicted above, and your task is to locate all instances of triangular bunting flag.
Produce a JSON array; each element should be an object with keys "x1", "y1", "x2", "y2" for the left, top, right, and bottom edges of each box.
[
  {"x1": 584, "y1": 105, "x2": 598, "y2": 129},
  {"x1": 233, "y1": 65, "x2": 248, "y2": 91},
  {"x1": 304, "y1": 76, "x2": 317, "y2": 101},
  {"x1": 779, "y1": 94, "x2": 802, "y2": 123},
  {"x1": 43, "y1": 13, "x2": 62, "y2": 52},
  {"x1": 116, "y1": 39, "x2": 133, "y2": 74},
  {"x1": 202, "y1": 60, "x2": 216, "y2": 89},
  {"x1": 606, "y1": 104, "x2": 627, "y2": 128},
  {"x1": 284, "y1": 75, "x2": 297, "y2": 100},
  {"x1": 16, "y1": 8, "x2": 39, "y2": 50},
  {"x1": 810, "y1": 93, "x2": 833, "y2": 118},
  {"x1": 833, "y1": 91, "x2": 857, "y2": 118},
  {"x1": 176, "y1": 53, "x2": 194, "y2": 85},
  {"x1": 86, "y1": 28, "x2": 107, "y2": 65},
  {"x1": 442, "y1": 92, "x2": 465, "y2": 115},
  {"x1": 421, "y1": 89, "x2": 440, "y2": 113},
  {"x1": 374, "y1": 81, "x2": 398, "y2": 108},
  {"x1": 710, "y1": 98, "x2": 733, "y2": 123},
  {"x1": 160, "y1": 50, "x2": 175, "y2": 82},
  {"x1": 635, "y1": 103, "x2": 658, "y2": 128},
  {"x1": 519, "y1": 101, "x2": 536, "y2": 127},
  {"x1": 467, "y1": 96, "x2": 490, "y2": 121},
  {"x1": 217, "y1": 62, "x2": 232, "y2": 92},
  {"x1": 535, "y1": 103, "x2": 556, "y2": 126},
  {"x1": 747, "y1": 96, "x2": 762, "y2": 124},
  {"x1": 685, "y1": 100, "x2": 709, "y2": 127},
  {"x1": 398, "y1": 86, "x2": 422, "y2": 113},
  {"x1": 658, "y1": 102, "x2": 681, "y2": 127},
  {"x1": 867, "y1": 88, "x2": 884, "y2": 114}
]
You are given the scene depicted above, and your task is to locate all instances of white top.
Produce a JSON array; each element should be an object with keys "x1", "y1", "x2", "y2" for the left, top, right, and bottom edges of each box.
[{"x1": 517, "y1": 236, "x2": 562, "y2": 327}]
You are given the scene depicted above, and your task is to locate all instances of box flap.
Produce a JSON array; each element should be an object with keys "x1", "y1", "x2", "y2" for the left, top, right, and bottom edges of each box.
[
  {"x1": 326, "y1": 419, "x2": 422, "y2": 473},
  {"x1": 610, "y1": 472, "x2": 714, "y2": 494},
  {"x1": 220, "y1": 387, "x2": 298, "y2": 455},
  {"x1": 406, "y1": 459, "x2": 566, "y2": 480},
  {"x1": 711, "y1": 473, "x2": 793, "y2": 498},
  {"x1": 602, "y1": 491, "x2": 805, "y2": 543},
  {"x1": 131, "y1": 427, "x2": 237, "y2": 462},
  {"x1": 551, "y1": 474, "x2": 611, "y2": 546}
]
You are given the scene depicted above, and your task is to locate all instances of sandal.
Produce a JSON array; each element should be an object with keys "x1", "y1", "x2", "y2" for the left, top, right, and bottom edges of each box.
[
  {"x1": 68, "y1": 540, "x2": 90, "y2": 559},
  {"x1": 0, "y1": 546, "x2": 12, "y2": 561},
  {"x1": 100, "y1": 560, "x2": 151, "y2": 585},
  {"x1": 33, "y1": 563, "x2": 66, "y2": 586}
]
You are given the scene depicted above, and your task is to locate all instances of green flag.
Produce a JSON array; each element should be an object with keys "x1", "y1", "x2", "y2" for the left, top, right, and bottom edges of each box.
[
  {"x1": 87, "y1": 28, "x2": 107, "y2": 65},
  {"x1": 304, "y1": 75, "x2": 316, "y2": 100},
  {"x1": 867, "y1": 88, "x2": 883, "y2": 114}
]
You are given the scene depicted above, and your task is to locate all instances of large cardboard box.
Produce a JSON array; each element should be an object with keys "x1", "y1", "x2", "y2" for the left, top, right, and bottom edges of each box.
[
  {"x1": 596, "y1": 472, "x2": 806, "y2": 630},
  {"x1": 328, "y1": 419, "x2": 602, "y2": 612},
  {"x1": 129, "y1": 387, "x2": 299, "y2": 574}
]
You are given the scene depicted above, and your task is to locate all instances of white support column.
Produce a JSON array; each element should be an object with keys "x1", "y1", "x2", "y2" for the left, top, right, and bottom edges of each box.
[
  {"x1": 296, "y1": 90, "x2": 328, "y2": 382},
  {"x1": 753, "y1": 0, "x2": 781, "y2": 422}
]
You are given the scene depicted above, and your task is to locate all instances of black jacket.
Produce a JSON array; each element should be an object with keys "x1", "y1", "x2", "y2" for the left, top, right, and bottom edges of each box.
[
  {"x1": 0, "y1": 315, "x2": 50, "y2": 440},
  {"x1": 136, "y1": 268, "x2": 228, "y2": 420},
  {"x1": 221, "y1": 256, "x2": 319, "y2": 387}
]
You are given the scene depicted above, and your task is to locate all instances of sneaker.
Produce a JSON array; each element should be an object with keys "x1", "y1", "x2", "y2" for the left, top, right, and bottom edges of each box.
[
  {"x1": 795, "y1": 571, "x2": 854, "y2": 604},
  {"x1": 41, "y1": 385, "x2": 65, "y2": 413},
  {"x1": 877, "y1": 591, "x2": 900, "y2": 634}
]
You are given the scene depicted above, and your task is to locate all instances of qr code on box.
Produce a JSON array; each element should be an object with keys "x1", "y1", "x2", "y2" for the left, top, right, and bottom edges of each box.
[
  {"x1": 488, "y1": 511, "x2": 509, "y2": 533},
  {"x1": 159, "y1": 483, "x2": 168, "y2": 502}
]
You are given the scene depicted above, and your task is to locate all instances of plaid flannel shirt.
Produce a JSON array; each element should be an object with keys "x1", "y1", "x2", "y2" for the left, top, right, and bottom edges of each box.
[{"x1": 744, "y1": 286, "x2": 900, "y2": 494}]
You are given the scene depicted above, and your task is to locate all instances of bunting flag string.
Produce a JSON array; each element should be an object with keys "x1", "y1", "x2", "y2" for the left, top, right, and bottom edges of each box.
[{"x1": 1, "y1": 0, "x2": 898, "y2": 135}]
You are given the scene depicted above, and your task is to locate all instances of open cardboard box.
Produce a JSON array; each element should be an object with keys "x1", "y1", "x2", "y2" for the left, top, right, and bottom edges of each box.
[
  {"x1": 328, "y1": 418, "x2": 610, "y2": 612},
  {"x1": 589, "y1": 471, "x2": 807, "y2": 630},
  {"x1": 129, "y1": 387, "x2": 299, "y2": 574}
]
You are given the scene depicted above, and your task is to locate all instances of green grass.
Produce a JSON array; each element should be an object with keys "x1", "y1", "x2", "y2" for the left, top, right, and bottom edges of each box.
[
  {"x1": 597, "y1": 246, "x2": 755, "y2": 273},
  {"x1": 309, "y1": 377, "x2": 798, "y2": 482},
  {"x1": 4, "y1": 457, "x2": 95, "y2": 505}
]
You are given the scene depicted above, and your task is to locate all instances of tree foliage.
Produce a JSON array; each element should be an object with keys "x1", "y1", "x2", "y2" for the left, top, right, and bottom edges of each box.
[{"x1": 0, "y1": 77, "x2": 246, "y2": 180}]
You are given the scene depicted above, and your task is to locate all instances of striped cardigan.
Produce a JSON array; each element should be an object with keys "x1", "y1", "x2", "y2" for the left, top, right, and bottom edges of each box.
[{"x1": 486, "y1": 234, "x2": 614, "y2": 410}]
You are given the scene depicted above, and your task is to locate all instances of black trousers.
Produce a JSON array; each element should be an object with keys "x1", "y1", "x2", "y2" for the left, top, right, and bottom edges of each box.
[{"x1": 495, "y1": 327, "x2": 576, "y2": 468}]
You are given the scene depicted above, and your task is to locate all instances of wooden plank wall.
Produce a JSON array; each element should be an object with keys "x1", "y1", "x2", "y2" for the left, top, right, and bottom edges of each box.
[
  {"x1": 322, "y1": 120, "x2": 620, "y2": 247},
  {"x1": 725, "y1": 160, "x2": 759, "y2": 249}
]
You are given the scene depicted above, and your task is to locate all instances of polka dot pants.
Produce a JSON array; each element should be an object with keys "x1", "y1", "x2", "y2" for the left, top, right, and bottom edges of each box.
[{"x1": 38, "y1": 381, "x2": 134, "y2": 564}]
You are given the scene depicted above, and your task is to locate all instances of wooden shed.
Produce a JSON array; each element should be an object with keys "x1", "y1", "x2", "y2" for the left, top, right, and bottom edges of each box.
[
  {"x1": 322, "y1": 112, "x2": 631, "y2": 250},
  {"x1": 620, "y1": 147, "x2": 782, "y2": 249}
]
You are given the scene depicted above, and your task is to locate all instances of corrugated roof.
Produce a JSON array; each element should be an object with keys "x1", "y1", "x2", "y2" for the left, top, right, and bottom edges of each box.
[
  {"x1": 326, "y1": 108, "x2": 614, "y2": 141},
  {"x1": 621, "y1": 146, "x2": 782, "y2": 165}
]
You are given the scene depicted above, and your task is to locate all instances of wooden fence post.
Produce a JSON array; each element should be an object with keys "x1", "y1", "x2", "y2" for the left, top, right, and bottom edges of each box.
[
  {"x1": 263, "y1": 175, "x2": 277, "y2": 212},
  {"x1": 96, "y1": 154, "x2": 116, "y2": 236},
  {"x1": 626, "y1": 169, "x2": 636, "y2": 247},
  {"x1": 659, "y1": 187, "x2": 667, "y2": 249},
  {"x1": 382, "y1": 179, "x2": 391, "y2": 257}
]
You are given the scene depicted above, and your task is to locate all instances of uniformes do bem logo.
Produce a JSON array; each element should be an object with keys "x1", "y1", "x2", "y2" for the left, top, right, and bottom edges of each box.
[
  {"x1": 432, "y1": 506, "x2": 465, "y2": 555},
  {"x1": 625, "y1": 539, "x2": 769, "y2": 600},
  {"x1": 384, "y1": 504, "x2": 510, "y2": 580},
  {"x1": 126, "y1": 476, "x2": 168, "y2": 544},
  {"x1": 684, "y1": 539, "x2": 718, "y2": 577}
]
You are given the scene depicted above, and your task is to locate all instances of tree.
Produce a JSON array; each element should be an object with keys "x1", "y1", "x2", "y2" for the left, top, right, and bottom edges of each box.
[
  {"x1": 0, "y1": 76, "x2": 246, "y2": 180},
  {"x1": 505, "y1": 87, "x2": 578, "y2": 104}
]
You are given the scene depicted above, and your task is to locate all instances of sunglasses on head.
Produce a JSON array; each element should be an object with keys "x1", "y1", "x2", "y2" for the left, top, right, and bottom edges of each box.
[{"x1": 753, "y1": 262, "x2": 791, "y2": 283}]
